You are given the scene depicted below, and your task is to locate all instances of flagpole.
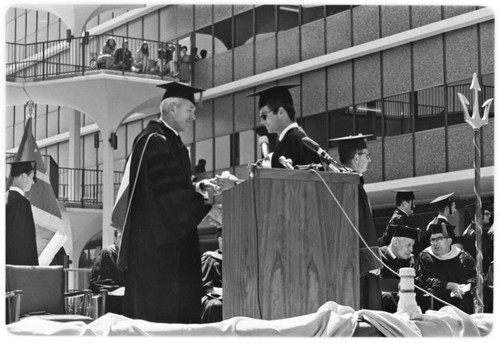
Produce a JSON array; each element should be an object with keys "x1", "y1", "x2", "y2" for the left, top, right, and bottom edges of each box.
[{"x1": 457, "y1": 73, "x2": 493, "y2": 314}]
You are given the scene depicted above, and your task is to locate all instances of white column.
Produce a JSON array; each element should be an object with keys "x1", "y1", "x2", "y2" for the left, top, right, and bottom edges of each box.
[
  {"x1": 101, "y1": 127, "x2": 115, "y2": 248},
  {"x1": 68, "y1": 110, "x2": 81, "y2": 201}
]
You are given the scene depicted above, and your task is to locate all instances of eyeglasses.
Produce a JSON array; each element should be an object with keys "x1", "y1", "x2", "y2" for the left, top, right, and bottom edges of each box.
[
  {"x1": 259, "y1": 109, "x2": 274, "y2": 121},
  {"x1": 430, "y1": 236, "x2": 450, "y2": 243},
  {"x1": 357, "y1": 152, "x2": 371, "y2": 159},
  {"x1": 484, "y1": 212, "x2": 492, "y2": 216}
]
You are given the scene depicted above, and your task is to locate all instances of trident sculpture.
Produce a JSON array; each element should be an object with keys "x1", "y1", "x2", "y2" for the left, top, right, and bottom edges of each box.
[{"x1": 457, "y1": 73, "x2": 493, "y2": 314}]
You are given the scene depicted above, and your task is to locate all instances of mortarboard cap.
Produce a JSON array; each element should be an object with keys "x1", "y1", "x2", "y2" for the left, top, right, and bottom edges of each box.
[
  {"x1": 157, "y1": 82, "x2": 204, "y2": 106},
  {"x1": 247, "y1": 84, "x2": 298, "y2": 110},
  {"x1": 9, "y1": 161, "x2": 36, "y2": 181},
  {"x1": 330, "y1": 134, "x2": 372, "y2": 161},
  {"x1": 430, "y1": 192, "x2": 455, "y2": 209},
  {"x1": 391, "y1": 189, "x2": 417, "y2": 203},
  {"x1": 428, "y1": 223, "x2": 456, "y2": 238},
  {"x1": 390, "y1": 225, "x2": 420, "y2": 241}
]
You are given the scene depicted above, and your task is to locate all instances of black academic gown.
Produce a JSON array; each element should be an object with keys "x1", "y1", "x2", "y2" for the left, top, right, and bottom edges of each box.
[
  {"x1": 358, "y1": 178, "x2": 382, "y2": 310},
  {"x1": 5, "y1": 190, "x2": 39, "y2": 265},
  {"x1": 122, "y1": 120, "x2": 211, "y2": 323},
  {"x1": 89, "y1": 244, "x2": 125, "y2": 314},
  {"x1": 200, "y1": 249, "x2": 223, "y2": 323},
  {"x1": 378, "y1": 209, "x2": 424, "y2": 255},
  {"x1": 270, "y1": 126, "x2": 321, "y2": 168},
  {"x1": 416, "y1": 247, "x2": 476, "y2": 314}
]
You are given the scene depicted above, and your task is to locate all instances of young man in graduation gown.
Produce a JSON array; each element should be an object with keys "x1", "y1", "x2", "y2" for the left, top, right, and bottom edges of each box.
[
  {"x1": 5, "y1": 161, "x2": 38, "y2": 265},
  {"x1": 247, "y1": 85, "x2": 321, "y2": 169},
  {"x1": 416, "y1": 223, "x2": 476, "y2": 314},
  {"x1": 331, "y1": 134, "x2": 381, "y2": 310},
  {"x1": 378, "y1": 190, "x2": 424, "y2": 255},
  {"x1": 119, "y1": 82, "x2": 221, "y2": 323},
  {"x1": 380, "y1": 225, "x2": 420, "y2": 312}
]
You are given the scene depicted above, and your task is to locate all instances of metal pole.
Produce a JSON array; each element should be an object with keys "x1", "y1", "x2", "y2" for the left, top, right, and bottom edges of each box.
[
  {"x1": 457, "y1": 72, "x2": 493, "y2": 314},
  {"x1": 473, "y1": 128, "x2": 483, "y2": 313}
]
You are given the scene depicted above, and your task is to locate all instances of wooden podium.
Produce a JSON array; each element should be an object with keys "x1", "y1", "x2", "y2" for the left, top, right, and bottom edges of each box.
[{"x1": 222, "y1": 168, "x2": 360, "y2": 320}]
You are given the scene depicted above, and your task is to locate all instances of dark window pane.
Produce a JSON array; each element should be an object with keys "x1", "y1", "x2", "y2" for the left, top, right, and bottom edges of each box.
[
  {"x1": 302, "y1": 112, "x2": 327, "y2": 149},
  {"x1": 214, "y1": 17, "x2": 233, "y2": 54},
  {"x1": 384, "y1": 93, "x2": 412, "y2": 136},
  {"x1": 235, "y1": 10, "x2": 253, "y2": 48},
  {"x1": 414, "y1": 86, "x2": 445, "y2": 132},
  {"x1": 278, "y1": 5, "x2": 299, "y2": 32},
  {"x1": 328, "y1": 106, "x2": 355, "y2": 148},
  {"x1": 256, "y1": 5, "x2": 275, "y2": 40},
  {"x1": 355, "y1": 101, "x2": 383, "y2": 139},
  {"x1": 301, "y1": 6, "x2": 324, "y2": 25},
  {"x1": 326, "y1": 5, "x2": 352, "y2": 17}
]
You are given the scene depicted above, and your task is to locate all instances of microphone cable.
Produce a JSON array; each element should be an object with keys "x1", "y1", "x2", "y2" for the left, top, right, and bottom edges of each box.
[{"x1": 309, "y1": 169, "x2": 457, "y2": 310}]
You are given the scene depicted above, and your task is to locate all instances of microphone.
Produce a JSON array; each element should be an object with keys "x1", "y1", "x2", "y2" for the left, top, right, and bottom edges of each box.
[
  {"x1": 258, "y1": 136, "x2": 270, "y2": 158},
  {"x1": 279, "y1": 156, "x2": 294, "y2": 170},
  {"x1": 301, "y1": 137, "x2": 345, "y2": 172}
]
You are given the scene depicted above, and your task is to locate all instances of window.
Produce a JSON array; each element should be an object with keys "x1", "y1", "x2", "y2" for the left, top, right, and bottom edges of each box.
[
  {"x1": 328, "y1": 106, "x2": 355, "y2": 148},
  {"x1": 355, "y1": 101, "x2": 383, "y2": 139},
  {"x1": 384, "y1": 93, "x2": 412, "y2": 137},
  {"x1": 234, "y1": 10, "x2": 253, "y2": 48},
  {"x1": 255, "y1": 5, "x2": 275, "y2": 41},
  {"x1": 278, "y1": 5, "x2": 299, "y2": 32},
  {"x1": 302, "y1": 113, "x2": 327, "y2": 149},
  {"x1": 214, "y1": 17, "x2": 232, "y2": 54},
  {"x1": 196, "y1": 139, "x2": 214, "y2": 173},
  {"x1": 236, "y1": 130, "x2": 256, "y2": 166},
  {"x1": 414, "y1": 86, "x2": 445, "y2": 133},
  {"x1": 301, "y1": 6, "x2": 324, "y2": 25},
  {"x1": 215, "y1": 135, "x2": 231, "y2": 170},
  {"x1": 326, "y1": 5, "x2": 352, "y2": 17},
  {"x1": 195, "y1": 26, "x2": 213, "y2": 60}
]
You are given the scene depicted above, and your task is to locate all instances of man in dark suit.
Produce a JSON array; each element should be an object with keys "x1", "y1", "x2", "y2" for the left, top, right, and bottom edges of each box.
[{"x1": 6, "y1": 161, "x2": 38, "y2": 266}]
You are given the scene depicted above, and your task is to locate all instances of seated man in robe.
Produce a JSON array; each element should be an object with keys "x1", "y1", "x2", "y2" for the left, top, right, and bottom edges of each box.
[
  {"x1": 201, "y1": 227, "x2": 223, "y2": 323},
  {"x1": 380, "y1": 225, "x2": 419, "y2": 313},
  {"x1": 89, "y1": 229, "x2": 125, "y2": 314},
  {"x1": 416, "y1": 223, "x2": 476, "y2": 314}
]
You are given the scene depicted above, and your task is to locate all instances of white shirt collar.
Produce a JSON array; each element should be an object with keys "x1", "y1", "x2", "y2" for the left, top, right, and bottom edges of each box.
[
  {"x1": 278, "y1": 122, "x2": 299, "y2": 141},
  {"x1": 9, "y1": 186, "x2": 25, "y2": 197},
  {"x1": 159, "y1": 118, "x2": 179, "y2": 136},
  {"x1": 424, "y1": 245, "x2": 461, "y2": 260},
  {"x1": 397, "y1": 207, "x2": 410, "y2": 217}
]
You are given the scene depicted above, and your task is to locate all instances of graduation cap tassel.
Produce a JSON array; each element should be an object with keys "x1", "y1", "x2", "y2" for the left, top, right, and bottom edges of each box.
[{"x1": 457, "y1": 73, "x2": 493, "y2": 314}]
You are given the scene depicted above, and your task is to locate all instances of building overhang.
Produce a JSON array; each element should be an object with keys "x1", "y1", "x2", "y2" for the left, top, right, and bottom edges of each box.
[{"x1": 365, "y1": 166, "x2": 495, "y2": 210}]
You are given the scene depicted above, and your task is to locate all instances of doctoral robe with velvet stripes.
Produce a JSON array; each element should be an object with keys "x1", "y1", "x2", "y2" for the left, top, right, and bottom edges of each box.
[{"x1": 122, "y1": 120, "x2": 211, "y2": 323}]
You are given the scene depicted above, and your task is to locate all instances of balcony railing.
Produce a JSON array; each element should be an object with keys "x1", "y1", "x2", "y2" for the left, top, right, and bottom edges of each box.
[
  {"x1": 5, "y1": 152, "x2": 123, "y2": 208},
  {"x1": 6, "y1": 34, "x2": 192, "y2": 83}
]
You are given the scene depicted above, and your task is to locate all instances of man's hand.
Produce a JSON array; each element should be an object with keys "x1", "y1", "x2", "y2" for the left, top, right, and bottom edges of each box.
[
  {"x1": 214, "y1": 171, "x2": 242, "y2": 191},
  {"x1": 200, "y1": 178, "x2": 222, "y2": 195}
]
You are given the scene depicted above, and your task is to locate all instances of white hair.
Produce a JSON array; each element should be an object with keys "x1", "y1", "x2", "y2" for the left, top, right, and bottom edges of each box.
[{"x1": 160, "y1": 97, "x2": 182, "y2": 116}]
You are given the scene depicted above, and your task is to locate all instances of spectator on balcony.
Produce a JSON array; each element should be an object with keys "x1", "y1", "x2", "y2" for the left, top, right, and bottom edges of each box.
[
  {"x1": 178, "y1": 46, "x2": 191, "y2": 83},
  {"x1": 114, "y1": 40, "x2": 134, "y2": 71},
  {"x1": 133, "y1": 41, "x2": 150, "y2": 73},
  {"x1": 98, "y1": 37, "x2": 117, "y2": 69},
  {"x1": 153, "y1": 42, "x2": 175, "y2": 76},
  {"x1": 199, "y1": 49, "x2": 208, "y2": 59}
]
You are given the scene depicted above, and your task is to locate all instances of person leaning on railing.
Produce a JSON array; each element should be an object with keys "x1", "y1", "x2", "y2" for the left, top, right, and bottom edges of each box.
[
  {"x1": 114, "y1": 39, "x2": 134, "y2": 71},
  {"x1": 98, "y1": 37, "x2": 117, "y2": 69}
]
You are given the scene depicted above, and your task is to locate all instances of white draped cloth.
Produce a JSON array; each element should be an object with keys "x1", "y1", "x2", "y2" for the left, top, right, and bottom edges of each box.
[{"x1": 6, "y1": 301, "x2": 494, "y2": 337}]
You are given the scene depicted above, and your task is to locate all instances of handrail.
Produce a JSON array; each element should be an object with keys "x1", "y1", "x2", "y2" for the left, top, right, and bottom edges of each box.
[{"x1": 6, "y1": 33, "x2": 191, "y2": 83}]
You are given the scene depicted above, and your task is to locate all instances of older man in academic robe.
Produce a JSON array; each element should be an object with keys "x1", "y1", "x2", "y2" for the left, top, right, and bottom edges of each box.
[{"x1": 119, "y1": 82, "x2": 220, "y2": 323}]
